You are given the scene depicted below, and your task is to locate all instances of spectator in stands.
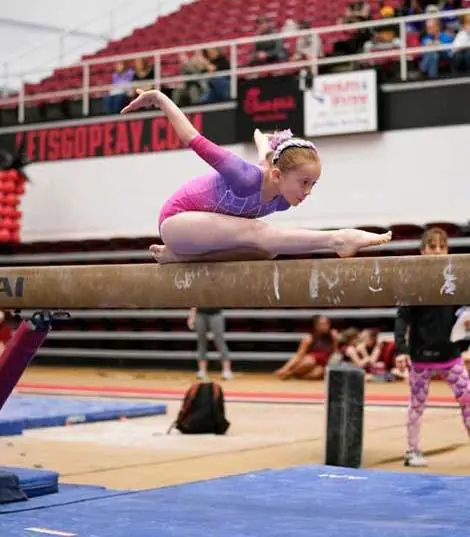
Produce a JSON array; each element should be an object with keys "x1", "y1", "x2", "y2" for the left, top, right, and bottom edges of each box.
[
  {"x1": 130, "y1": 58, "x2": 154, "y2": 99},
  {"x1": 289, "y1": 19, "x2": 324, "y2": 62},
  {"x1": 362, "y1": 24, "x2": 401, "y2": 76},
  {"x1": 420, "y1": 0, "x2": 440, "y2": 7},
  {"x1": 282, "y1": 18, "x2": 299, "y2": 34},
  {"x1": 400, "y1": 0, "x2": 425, "y2": 33},
  {"x1": 338, "y1": 1, "x2": 371, "y2": 24},
  {"x1": 333, "y1": 1, "x2": 372, "y2": 57},
  {"x1": 187, "y1": 307, "x2": 233, "y2": 381},
  {"x1": 419, "y1": 18, "x2": 453, "y2": 78},
  {"x1": 359, "y1": 1, "x2": 401, "y2": 80},
  {"x1": 248, "y1": 16, "x2": 288, "y2": 66},
  {"x1": 274, "y1": 315, "x2": 339, "y2": 380},
  {"x1": 174, "y1": 51, "x2": 208, "y2": 106},
  {"x1": 200, "y1": 48, "x2": 231, "y2": 104},
  {"x1": 104, "y1": 61, "x2": 135, "y2": 114},
  {"x1": 441, "y1": 0, "x2": 463, "y2": 32},
  {"x1": 425, "y1": 3, "x2": 439, "y2": 13},
  {"x1": 363, "y1": 3, "x2": 400, "y2": 56},
  {"x1": 284, "y1": 19, "x2": 323, "y2": 89},
  {"x1": 379, "y1": 2, "x2": 396, "y2": 18},
  {"x1": 339, "y1": 0, "x2": 371, "y2": 24},
  {"x1": 451, "y1": 14, "x2": 470, "y2": 73}
]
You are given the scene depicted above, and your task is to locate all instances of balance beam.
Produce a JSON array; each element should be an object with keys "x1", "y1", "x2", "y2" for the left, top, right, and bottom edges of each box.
[{"x1": 0, "y1": 254, "x2": 466, "y2": 309}]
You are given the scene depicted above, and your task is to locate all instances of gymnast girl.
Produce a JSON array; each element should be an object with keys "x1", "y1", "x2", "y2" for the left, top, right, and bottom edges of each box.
[{"x1": 121, "y1": 89, "x2": 392, "y2": 264}]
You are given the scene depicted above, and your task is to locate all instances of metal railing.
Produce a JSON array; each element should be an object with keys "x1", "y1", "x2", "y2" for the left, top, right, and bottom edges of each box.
[
  {"x1": 34, "y1": 347, "x2": 293, "y2": 361},
  {"x1": 44, "y1": 329, "x2": 395, "y2": 341},
  {"x1": 18, "y1": 308, "x2": 396, "y2": 319},
  {"x1": 0, "y1": 8, "x2": 469, "y2": 123}
]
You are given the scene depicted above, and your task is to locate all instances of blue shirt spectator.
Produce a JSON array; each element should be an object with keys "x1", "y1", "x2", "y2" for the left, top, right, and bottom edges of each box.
[{"x1": 420, "y1": 19, "x2": 454, "y2": 78}]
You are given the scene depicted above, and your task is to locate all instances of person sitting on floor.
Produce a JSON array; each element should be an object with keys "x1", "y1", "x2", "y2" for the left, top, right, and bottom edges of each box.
[
  {"x1": 357, "y1": 328, "x2": 388, "y2": 374},
  {"x1": 341, "y1": 328, "x2": 384, "y2": 380},
  {"x1": 274, "y1": 315, "x2": 339, "y2": 380},
  {"x1": 340, "y1": 328, "x2": 361, "y2": 363}
]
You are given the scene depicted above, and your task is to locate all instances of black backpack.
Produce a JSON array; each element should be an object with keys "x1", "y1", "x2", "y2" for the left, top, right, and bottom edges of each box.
[{"x1": 168, "y1": 381, "x2": 230, "y2": 435}]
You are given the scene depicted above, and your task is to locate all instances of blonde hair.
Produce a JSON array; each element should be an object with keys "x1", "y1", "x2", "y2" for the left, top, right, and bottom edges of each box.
[
  {"x1": 267, "y1": 129, "x2": 319, "y2": 173},
  {"x1": 341, "y1": 328, "x2": 360, "y2": 346},
  {"x1": 421, "y1": 227, "x2": 448, "y2": 250}
]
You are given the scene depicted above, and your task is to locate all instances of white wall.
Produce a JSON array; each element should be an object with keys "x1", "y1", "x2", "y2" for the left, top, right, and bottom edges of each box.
[
  {"x1": 19, "y1": 124, "x2": 470, "y2": 242},
  {"x1": 264, "y1": 124, "x2": 464, "y2": 230}
]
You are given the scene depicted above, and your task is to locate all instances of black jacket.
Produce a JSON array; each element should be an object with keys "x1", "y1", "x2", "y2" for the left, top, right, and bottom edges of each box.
[{"x1": 394, "y1": 305, "x2": 461, "y2": 363}]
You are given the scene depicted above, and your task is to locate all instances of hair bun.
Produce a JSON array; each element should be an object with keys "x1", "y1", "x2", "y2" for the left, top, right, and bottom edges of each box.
[{"x1": 269, "y1": 129, "x2": 293, "y2": 150}]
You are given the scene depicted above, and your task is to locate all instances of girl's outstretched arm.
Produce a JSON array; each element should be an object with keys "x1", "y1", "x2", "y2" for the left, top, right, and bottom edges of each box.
[
  {"x1": 122, "y1": 89, "x2": 263, "y2": 196},
  {"x1": 121, "y1": 89, "x2": 198, "y2": 146}
]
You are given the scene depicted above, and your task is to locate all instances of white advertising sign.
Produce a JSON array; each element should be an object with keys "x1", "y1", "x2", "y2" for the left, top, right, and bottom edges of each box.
[{"x1": 304, "y1": 69, "x2": 378, "y2": 136}]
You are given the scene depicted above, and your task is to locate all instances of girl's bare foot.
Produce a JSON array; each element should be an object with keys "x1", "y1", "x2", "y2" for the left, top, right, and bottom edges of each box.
[
  {"x1": 149, "y1": 244, "x2": 183, "y2": 264},
  {"x1": 332, "y1": 229, "x2": 392, "y2": 258}
]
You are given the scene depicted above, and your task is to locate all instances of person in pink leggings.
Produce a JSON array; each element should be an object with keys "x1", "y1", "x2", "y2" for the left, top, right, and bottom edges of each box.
[
  {"x1": 394, "y1": 227, "x2": 470, "y2": 467},
  {"x1": 121, "y1": 88, "x2": 391, "y2": 264}
]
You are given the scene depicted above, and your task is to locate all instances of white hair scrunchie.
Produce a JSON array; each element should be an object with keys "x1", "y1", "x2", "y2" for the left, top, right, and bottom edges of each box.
[{"x1": 269, "y1": 129, "x2": 318, "y2": 164}]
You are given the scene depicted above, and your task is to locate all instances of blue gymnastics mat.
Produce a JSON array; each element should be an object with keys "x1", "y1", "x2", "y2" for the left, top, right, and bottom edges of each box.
[
  {"x1": 0, "y1": 483, "x2": 127, "y2": 514},
  {"x1": 0, "y1": 395, "x2": 167, "y2": 435},
  {"x1": 0, "y1": 466, "x2": 58, "y2": 499},
  {"x1": 3, "y1": 464, "x2": 470, "y2": 537}
]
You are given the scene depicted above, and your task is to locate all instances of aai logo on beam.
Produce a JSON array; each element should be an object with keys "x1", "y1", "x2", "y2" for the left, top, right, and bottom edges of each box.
[{"x1": 0, "y1": 277, "x2": 24, "y2": 298}]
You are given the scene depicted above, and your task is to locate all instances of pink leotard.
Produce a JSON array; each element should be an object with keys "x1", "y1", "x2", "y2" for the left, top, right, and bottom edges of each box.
[{"x1": 158, "y1": 134, "x2": 290, "y2": 232}]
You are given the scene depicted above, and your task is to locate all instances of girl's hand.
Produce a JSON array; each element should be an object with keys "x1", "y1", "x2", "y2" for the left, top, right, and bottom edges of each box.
[
  {"x1": 120, "y1": 89, "x2": 161, "y2": 114},
  {"x1": 187, "y1": 308, "x2": 196, "y2": 330}
]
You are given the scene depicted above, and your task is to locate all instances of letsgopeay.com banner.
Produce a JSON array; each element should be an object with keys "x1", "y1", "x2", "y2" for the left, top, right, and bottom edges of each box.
[
  {"x1": 0, "y1": 113, "x2": 204, "y2": 163},
  {"x1": 303, "y1": 69, "x2": 378, "y2": 137}
]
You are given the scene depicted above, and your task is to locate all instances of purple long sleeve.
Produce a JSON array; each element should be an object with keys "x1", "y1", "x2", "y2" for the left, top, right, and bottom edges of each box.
[
  {"x1": 188, "y1": 134, "x2": 263, "y2": 196},
  {"x1": 158, "y1": 135, "x2": 290, "y2": 230}
]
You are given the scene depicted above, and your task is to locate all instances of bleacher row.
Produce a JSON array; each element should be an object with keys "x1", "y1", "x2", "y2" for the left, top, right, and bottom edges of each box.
[
  {"x1": 26, "y1": 308, "x2": 398, "y2": 365},
  {"x1": 21, "y1": 0, "x2": 402, "y2": 101},
  {"x1": 11, "y1": 221, "x2": 470, "y2": 367}
]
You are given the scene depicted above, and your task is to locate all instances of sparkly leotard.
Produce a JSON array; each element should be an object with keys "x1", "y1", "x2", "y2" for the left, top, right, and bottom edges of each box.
[{"x1": 158, "y1": 134, "x2": 290, "y2": 232}]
